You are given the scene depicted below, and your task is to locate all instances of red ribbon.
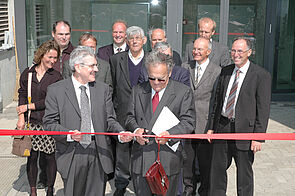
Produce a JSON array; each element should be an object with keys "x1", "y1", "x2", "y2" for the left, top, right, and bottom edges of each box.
[{"x1": 1, "y1": 129, "x2": 295, "y2": 140}]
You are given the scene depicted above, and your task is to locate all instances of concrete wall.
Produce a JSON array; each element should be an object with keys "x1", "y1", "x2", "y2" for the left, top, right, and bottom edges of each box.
[{"x1": 0, "y1": 48, "x2": 16, "y2": 112}]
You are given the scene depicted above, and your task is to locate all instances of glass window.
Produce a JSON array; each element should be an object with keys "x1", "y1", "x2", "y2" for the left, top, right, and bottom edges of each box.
[
  {"x1": 25, "y1": 0, "x2": 167, "y2": 65},
  {"x1": 273, "y1": 0, "x2": 295, "y2": 92},
  {"x1": 228, "y1": 0, "x2": 267, "y2": 67},
  {"x1": 182, "y1": 0, "x2": 220, "y2": 57}
]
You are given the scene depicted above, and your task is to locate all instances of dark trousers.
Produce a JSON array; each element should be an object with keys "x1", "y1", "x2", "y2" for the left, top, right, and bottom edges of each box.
[
  {"x1": 63, "y1": 141, "x2": 107, "y2": 196},
  {"x1": 183, "y1": 139, "x2": 213, "y2": 196},
  {"x1": 132, "y1": 173, "x2": 180, "y2": 196},
  {"x1": 115, "y1": 141, "x2": 131, "y2": 189},
  {"x1": 27, "y1": 150, "x2": 56, "y2": 188},
  {"x1": 209, "y1": 117, "x2": 254, "y2": 196}
]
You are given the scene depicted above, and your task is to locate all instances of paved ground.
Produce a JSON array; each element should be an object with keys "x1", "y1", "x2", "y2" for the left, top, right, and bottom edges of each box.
[{"x1": 0, "y1": 101, "x2": 295, "y2": 195}]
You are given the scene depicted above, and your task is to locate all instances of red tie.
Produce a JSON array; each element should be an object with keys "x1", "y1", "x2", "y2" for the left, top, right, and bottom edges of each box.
[{"x1": 152, "y1": 92, "x2": 159, "y2": 113}]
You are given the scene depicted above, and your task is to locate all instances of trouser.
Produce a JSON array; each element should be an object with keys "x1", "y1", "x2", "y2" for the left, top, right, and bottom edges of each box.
[
  {"x1": 115, "y1": 141, "x2": 132, "y2": 189},
  {"x1": 63, "y1": 141, "x2": 107, "y2": 196},
  {"x1": 209, "y1": 117, "x2": 254, "y2": 196}
]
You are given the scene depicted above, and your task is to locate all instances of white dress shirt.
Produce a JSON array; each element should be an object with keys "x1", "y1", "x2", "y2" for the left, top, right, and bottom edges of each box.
[
  {"x1": 67, "y1": 76, "x2": 94, "y2": 141},
  {"x1": 222, "y1": 60, "x2": 250, "y2": 118},
  {"x1": 128, "y1": 49, "x2": 144, "y2": 65},
  {"x1": 113, "y1": 42, "x2": 127, "y2": 54},
  {"x1": 195, "y1": 58, "x2": 210, "y2": 82}
]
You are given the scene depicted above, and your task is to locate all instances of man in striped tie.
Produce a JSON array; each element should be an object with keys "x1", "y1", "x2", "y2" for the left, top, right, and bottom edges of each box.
[{"x1": 207, "y1": 37, "x2": 272, "y2": 196}]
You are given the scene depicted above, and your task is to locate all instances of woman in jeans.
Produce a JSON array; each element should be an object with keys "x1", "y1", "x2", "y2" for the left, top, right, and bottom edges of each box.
[{"x1": 16, "y1": 40, "x2": 62, "y2": 196}]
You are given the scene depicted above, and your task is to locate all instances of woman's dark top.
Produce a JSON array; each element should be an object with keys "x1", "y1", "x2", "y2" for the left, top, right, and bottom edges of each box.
[{"x1": 18, "y1": 64, "x2": 62, "y2": 124}]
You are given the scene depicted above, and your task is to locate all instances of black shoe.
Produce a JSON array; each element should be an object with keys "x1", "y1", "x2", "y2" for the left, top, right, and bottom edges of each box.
[
  {"x1": 114, "y1": 188, "x2": 126, "y2": 196},
  {"x1": 36, "y1": 182, "x2": 47, "y2": 189}
]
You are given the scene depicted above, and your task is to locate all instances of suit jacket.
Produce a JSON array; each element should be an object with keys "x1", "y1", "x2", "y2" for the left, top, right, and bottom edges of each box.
[
  {"x1": 182, "y1": 60, "x2": 221, "y2": 134},
  {"x1": 109, "y1": 51, "x2": 145, "y2": 126},
  {"x1": 43, "y1": 78, "x2": 124, "y2": 179},
  {"x1": 125, "y1": 80, "x2": 196, "y2": 176},
  {"x1": 209, "y1": 62, "x2": 272, "y2": 150},
  {"x1": 184, "y1": 41, "x2": 231, "y2": 67},
  {"x1": 62, "y1": 58, "x2": 112, "y2": 88},
  {"x1": 97, "y1": 43, "x2": 129, "y2": 62},
  {"x1": 172, "y1": 50, "x2": 182, "y2": 66},
  {"x1": 138, "y1": 65, "x2": 191, "y2": 87}
]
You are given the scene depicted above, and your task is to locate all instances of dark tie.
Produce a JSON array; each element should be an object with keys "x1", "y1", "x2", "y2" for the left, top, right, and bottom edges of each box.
[
  {"x1": 79, "y1": 85, "x2": 91, "y2": 148},
  {"x1": 152, "y1": 92, "x2": 159, "y2": 114},
  {"x1": 225, "y1": 69, "x2": 240, "y2": 119},
  {"x1": 195, "y1": 66, "x2": 201, "y2": 86},
  {"x1": 117, "y1": 47, "x2": 122, "y2": 53}
]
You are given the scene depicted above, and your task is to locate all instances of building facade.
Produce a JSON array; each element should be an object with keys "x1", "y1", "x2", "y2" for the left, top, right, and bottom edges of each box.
[{"x1": 13, "y1": 0, "x2": 295, "y2": 100}]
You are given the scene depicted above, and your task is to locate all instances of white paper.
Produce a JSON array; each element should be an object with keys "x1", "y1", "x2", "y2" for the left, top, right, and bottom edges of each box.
[{"x1": 152, "y1": 106, "x2": 180, "y2": 152}]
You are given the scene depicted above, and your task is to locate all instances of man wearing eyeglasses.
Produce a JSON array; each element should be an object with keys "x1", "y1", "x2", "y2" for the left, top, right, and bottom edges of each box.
[
  {"x1": 109, "y1": 26, "x2": 147, "y2": 195},
  {"x1": 43, "y1": 46, "x2": 133, "y2": 195},
  {"x1": 125, "y1": 51, "x2": 196, "y2": 195},
  {"x1": 182, "y1": 37, "x2": 221, "y2": 196},
  {"x1": 207, "y1": 37, "x2": 271, "y2": 196},
  {"x1": 184, "y1": 17, "x2": 231, "y2": 67}
]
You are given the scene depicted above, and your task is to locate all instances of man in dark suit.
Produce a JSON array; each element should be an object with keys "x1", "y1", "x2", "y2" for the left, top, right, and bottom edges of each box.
[
  {"x1": 182, "y1": 37, "x2": 221, "y2": 196},
  {"x1": 109, "y1": 26, "x2": 147, "y2": 195},
  {"x1": 43, "y1": 46, "x2": 132, "y2": 196},
  {"x1": 97, "y1": 20, "x2": 129, "y2": 62},
  {"x1": 149, "y1": 28, "x2": 182, "y2": 66},
  {"x1": 139, "y1": 41, "x2": 190, "y2": 87},
  {"x1": 208, "y1": 37, "x2": 271, "y2": 196},
  {"x1": 62, "y1": 33, "x2": 112, "y2": 87},
  {"x1": 125, "y1": 51, "x2": 196, "y2": 196},
  {"x1": 184, "y1": 17, "x2": 231, "y2": 67}
]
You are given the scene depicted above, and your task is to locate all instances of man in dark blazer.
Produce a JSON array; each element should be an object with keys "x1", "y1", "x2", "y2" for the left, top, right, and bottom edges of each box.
[
  {"x1": 97, "y1": 20, "x2": 129, "y2": 62},
  {"x1": 125, "y1": 51, "x2": 196, "y2": 196},
  {"x1": 208, "y1": 37, "x2": 271, "y2": 196},
  {"x1": 184, "y1": 17, "x2": 231, "y2": 67},
  {"x1": 63, "y1": 33, "x2": 112, "y2": 87},
  {"x1": 139, "y1": 41, "x2": 190, "y2": 87},
  {"x1": 109, "y1": 26, "x2": 147, "y2": 195},
  {"x1": 43, "y1": 46, "x2": 132, "y2": 196},
  {"x1": 149, "y1": 28, "x2": 182, "y2": 66},
  {"x1": 182, "y1": 37, "x2": 221, "y2": 196}
]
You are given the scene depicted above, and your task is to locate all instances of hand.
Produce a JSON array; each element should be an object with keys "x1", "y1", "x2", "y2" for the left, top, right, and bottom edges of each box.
[
  {"x1": 135, "y1": 128, "x2": 149, "y2": 145},
  {"x1": 251, "y1": 140, "x2": 262, "y2": 154},
  {"x1": 16, "y1": 104, "x2": 27, "y2": 115},
  {"x1": 70, "y1": 130, "x2": 82, "y2": 142},
  {"x1": 16, "y1": 117, "x2": 25, "y2": 130},
  {"x1": 119, "y1": 131, "x2": 133, "y2": 143},
  {"x1": 207, "y1": 130, "x2": 214, "y2": 143},
  {"x1": 155, "y1": 131, "x2": 170, "y2": 145}
]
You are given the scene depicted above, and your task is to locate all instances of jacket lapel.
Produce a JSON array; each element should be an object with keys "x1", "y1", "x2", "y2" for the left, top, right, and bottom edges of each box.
[
  {"x1": 188, "y1": 61, "x2": 196, "y2": 90},
  {"x1": 119, "y1": 53, "x2": 132, "y2": 88},
  {"x1": 64, "y1": 78, "x2": 81, "y2": 117},
  {"x1": 222, "y1": 65, "x2": 235, "y2": 100},
  {"x1": 139, "y1": 83, "x2": 152, "y2": 126}
]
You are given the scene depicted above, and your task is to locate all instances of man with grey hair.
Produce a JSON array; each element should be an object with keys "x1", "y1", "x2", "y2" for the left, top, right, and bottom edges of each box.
[
  {"x1": 184, "y1": 17, "x2": 231, "y2": 67},
  {"x1": 98, "y1": 20, "x2": 129, "y2": 62},
  {"x1": 109, "y1": 25, "x2": 147, "y2": 195},
  {"x1": 125, "y1": 50, "x2": 196, "y2": 195},
  {"x1": 139, "y1": 41, "x2": 190, "y2": 87},
  {"x1": 182, "y1": 37, "x2": 221, "y2": 196},
  {"x1": 149, "y1": 28, "x2": 182, "y2": 66},
  {"x1": 43, "y1": 46, "x2": 132, "y2": 196}
]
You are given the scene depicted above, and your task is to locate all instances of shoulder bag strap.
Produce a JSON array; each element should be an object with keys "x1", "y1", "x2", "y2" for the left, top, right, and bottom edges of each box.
[{"x1": 27, "y1": 71, "x2": 32, "y2": 130}]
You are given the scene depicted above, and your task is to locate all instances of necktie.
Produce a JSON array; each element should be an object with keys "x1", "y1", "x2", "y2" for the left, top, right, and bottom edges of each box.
[
  {"x1": 152, "y1": 92, "x2": 159, "y2": 114},
  {"x1": 225, "y1": 69, "x2": 240, "y2": 119},
  {"x1": 117, "y1": 47, "x2": 122, "y2": 53},
  {"x1": 79, "y1": 85, "x2": 91, "y2": 148},
  {"x1": 195, "y1": 66, "x2": 201, "y2": 86}
]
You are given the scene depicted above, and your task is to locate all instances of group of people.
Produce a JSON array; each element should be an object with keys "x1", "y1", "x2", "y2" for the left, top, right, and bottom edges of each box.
[{"x1": 16, "y1": 17, "x2": 271, "y2": 196}]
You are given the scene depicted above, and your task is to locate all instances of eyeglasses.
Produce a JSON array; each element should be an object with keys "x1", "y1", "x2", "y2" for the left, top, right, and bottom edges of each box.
[
  {"x1": 148, "y1": 76, "x2": 167, "y2": 82},
  {"x1": 80, "y1": 63, "x2": 98, "y2": 69},
  {"x1": 231, "y1": 49, "x2": 249, "y2": 55},
  {"x1": 128, "y1": 36, "x2": 143, "y2": 42}
]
